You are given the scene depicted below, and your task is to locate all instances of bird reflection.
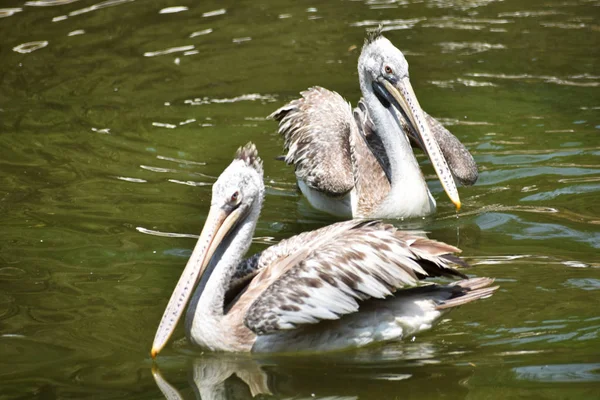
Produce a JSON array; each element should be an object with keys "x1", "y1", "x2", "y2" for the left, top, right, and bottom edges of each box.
[
  {"x1": 152, "y1": 340, "x2": 472, "y2": 400},
  {"x1": 153, "y1": 355, "x2": 270, "y2": 400}
]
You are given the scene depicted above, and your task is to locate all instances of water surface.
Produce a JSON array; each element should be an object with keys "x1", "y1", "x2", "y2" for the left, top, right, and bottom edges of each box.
[{"x1": 1, "y1": 0, "x2": 599, "y2": 398}]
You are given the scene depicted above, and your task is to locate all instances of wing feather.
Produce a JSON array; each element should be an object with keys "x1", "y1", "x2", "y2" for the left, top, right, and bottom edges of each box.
[
  {"x1": 228, "y1": 221, "x2": 370, "y2": 298},
  {"x1": 269, "y1": 87, "x2": 356, "y2": 196},
  {"x1": 242, "y1": 222, "x2": 466, "y2": 335}
]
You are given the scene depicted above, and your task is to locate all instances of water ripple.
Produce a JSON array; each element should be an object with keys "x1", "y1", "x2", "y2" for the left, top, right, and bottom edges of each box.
[
  {"x1": 466, "y1": 72, "x2": 599, "y2": 87},
  {"x1": 202, "y1": 8, "x2": 226, "y2": 18},
  {"x1": 13, "y1": 41, "x2": 49, "y2": 54},
  {"x1": 156, "y1": 155, "x2": 207, "y2": 167},
  {"x1": 68, "y1": 0, "x2": 134, "y2": 17},
  {"x1": 115, "y1": 176, "x2": 146, "y2": 183},
  {"x1": 139, "y1": 165, "x2": 177, "y2": 174},
  {"x1": 540, "y1": 21, "x2": 596, "y2": 30},
  {"x1": 351, "y1": 18, "x2": 424, "y2": 31},
  {"x1": 167, "y1": 179, "x2": 212, "y2": 187},
  {"x1": 152, "y1": 122, "x2": 177, "y2": 129},
  {"x1": 159, "y1": 6, "x2": 187, "y2": 14},
  {"x1": 423, "y1": 16, "x2": 512, "y2": 30},
  {"x1": 562, "y1": 261, "x2": 591, "y2": 268},
  {"x1": 486, "y1": 318, "x2": 600, "y2": 347},
  {"x1": 135, "y1": 227, "x2": 198, "y2": 239},
  {"x1": 477, "y1": 166, "x2": 600, "y2": 186},
  {"x1": 520, "y1": 184, "x2": 600, "y2": 202},
  {"x1": 514, "y1": 363, "x2": 600, "y2": 383},
  {"x1": 434, "y1": 117, "x2": 492, "y2": 126},
  {"x1": 190, "y1": 28, "x2": 212, "y2": 38},
  {"x1": 233, "y1": 37, "x2": 252, "y2": 44},
  {"x1": 498, "y1": 10, "x2": 563, "y2": 18},
  {"x1": 0, "y1": 8, "x2": 22, "y2": 18},
  {"x1": 25, "y1": 0, "x2": 81, "y2": 5},
  {"x1": 184, "y1": 93, "x2": 276, "y2": 106},
  {"x1": 425, "y1": 0, "x2": 503, "y2": 10},
  {"x1": 430, "y1": 78, "x2": 497, "y2": 88},
  {"x1": 144, "y1": 45, "x2": 195, "y2": 57},
  {"x1": 563, "y1": 278, "x2": 600, "y2": 291},
  {"x1": 438, "y1": 41, "x2": 505, "y2": 55}
]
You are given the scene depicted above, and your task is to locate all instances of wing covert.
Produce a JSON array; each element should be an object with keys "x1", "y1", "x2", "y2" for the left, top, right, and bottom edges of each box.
[
  {"x1": 269, "y1": 87, "x2": 356, "y2": 196},
  {"x1": 243, "y1": 222, "x2": 467, "y2": 335}
]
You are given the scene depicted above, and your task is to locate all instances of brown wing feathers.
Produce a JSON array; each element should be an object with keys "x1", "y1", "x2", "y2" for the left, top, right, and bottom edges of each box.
[
  {"x1": 241, "y1": 221, "x2": 468, "y2": 335},
  {"x1": 269, "y1": 87, "x2": 355, "y2": 196}
]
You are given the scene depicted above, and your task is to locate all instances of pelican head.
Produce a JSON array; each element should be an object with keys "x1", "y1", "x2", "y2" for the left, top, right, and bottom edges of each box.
[
  {"x1": 358, "y1": 30, "x2": 461, "y2": 211},
  {"x1": 210, "y1": 143, "x2": 265, "y2": 217},
  {"x1": 151, "y1": 143, "x2": 264, "y2": 358}
]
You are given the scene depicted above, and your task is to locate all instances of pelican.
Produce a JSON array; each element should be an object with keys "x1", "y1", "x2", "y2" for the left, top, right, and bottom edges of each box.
[
  {"x1": 270, "y1": 30, "x2": 478, "y2": 219},
  {"x1": 151, "y1": 143, "x2": 495, "y2": 356}
]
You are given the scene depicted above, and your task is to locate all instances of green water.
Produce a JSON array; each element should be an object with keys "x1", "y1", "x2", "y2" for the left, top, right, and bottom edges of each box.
[{"x1": 1, "y1": 0, "x2": 599, "y2": 398}]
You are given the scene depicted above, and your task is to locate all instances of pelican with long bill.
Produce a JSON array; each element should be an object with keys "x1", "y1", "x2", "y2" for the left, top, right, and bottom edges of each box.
[
  {"x1": 151, "y1": 143, "x2": 495, "y2": 356},
  {"x1": 270, "y1": 29, "x2": 478, "y2": 218}
]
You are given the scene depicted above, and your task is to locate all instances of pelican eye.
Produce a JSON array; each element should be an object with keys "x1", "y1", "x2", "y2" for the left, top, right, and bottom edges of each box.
[
  {"x1": 384, "y1": 65, "x2": 393, "y2": 74},
  {"x1": 230, "y1": 191, "x2": 240, "y2": 204}
]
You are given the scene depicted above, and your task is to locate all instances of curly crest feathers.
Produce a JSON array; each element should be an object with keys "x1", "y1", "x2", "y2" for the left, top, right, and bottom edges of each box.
[
  {"x1": 365, "y1": 25, "x2": 384, "y2": 45},
  {"x1": 235, "y1": 142, "x2": 263, "y2": 173}
]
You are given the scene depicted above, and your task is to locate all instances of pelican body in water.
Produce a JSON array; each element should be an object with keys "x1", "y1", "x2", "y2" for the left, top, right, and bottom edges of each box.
[
  {"x1": 270, "y1": 31, "x2": 478, "y2": 219},
  {"x1": 151, "y1": 144, "x2": 495, "y2": 357}
]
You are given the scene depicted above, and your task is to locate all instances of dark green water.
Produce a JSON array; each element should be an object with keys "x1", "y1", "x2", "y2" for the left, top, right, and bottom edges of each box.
[{"x1": 1, "y1": 0, "x2": 599, "y2": 398}]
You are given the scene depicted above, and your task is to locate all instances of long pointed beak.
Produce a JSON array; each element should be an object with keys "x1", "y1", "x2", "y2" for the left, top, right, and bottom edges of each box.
[
  {"x1": 150, "y1": 205, "x2": 243, "y2": 358},
  {"x1": 382, "y1": 77, "x2": 461, "y2": 211}
]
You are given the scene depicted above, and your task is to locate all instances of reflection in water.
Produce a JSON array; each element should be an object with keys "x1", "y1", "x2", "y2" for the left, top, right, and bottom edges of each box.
[
  {"x1": 152, "y1": 342, "x2": 460, "y2": 400},
  {"x1": 153, "y1": 355, "x2": 271, "y2": 400}
]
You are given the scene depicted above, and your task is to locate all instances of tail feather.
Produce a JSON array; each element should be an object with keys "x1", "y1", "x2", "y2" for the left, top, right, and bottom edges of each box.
[
  {"x1": 440, "y1": 253, "x2": 470, "y2": 269},
  {"x1": 435, "y1": 277, "x2": 498, "y2": 310}
]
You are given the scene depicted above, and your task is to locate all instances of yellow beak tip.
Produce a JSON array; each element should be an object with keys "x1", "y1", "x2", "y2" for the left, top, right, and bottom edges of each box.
[
  {"x1": 455, "y1": 200, "x2": 462, "y2": 211},
  {"x1": 151, "y1": 348, "x2": 158, "y2": 359}
]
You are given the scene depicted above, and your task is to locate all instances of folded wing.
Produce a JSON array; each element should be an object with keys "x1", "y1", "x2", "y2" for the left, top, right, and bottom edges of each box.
[{"x1": 241, "y1": 221, "x2": 467, "y2": 335}]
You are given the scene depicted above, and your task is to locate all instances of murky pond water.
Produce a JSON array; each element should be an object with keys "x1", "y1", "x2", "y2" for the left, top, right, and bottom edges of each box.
[{"x1": 1, "y1": 0, "x2": 599, "y2": 398}]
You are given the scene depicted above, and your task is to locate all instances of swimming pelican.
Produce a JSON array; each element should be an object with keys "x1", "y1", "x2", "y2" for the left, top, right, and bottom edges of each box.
[
  {"x1": 151, "y1": 143, "x2": 495, "y2": 356},
  {"x1": 270, "y1": 30, "x2": 477, "y2": 219}
]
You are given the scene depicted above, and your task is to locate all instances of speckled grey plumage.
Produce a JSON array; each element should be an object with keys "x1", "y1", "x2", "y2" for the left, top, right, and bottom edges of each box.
[
  {"x1": 156, "y1": 144, "x2": 496, "y2": 355},
  {"x1": 240, "y1": 220, "x2": 468, "y2": 335},
  {"x1": 269, "y1": 87, "x2": 355, "y2": 196},
  {"x1": 271, "y1": 86, "x2": 478, "y2": 218}
]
